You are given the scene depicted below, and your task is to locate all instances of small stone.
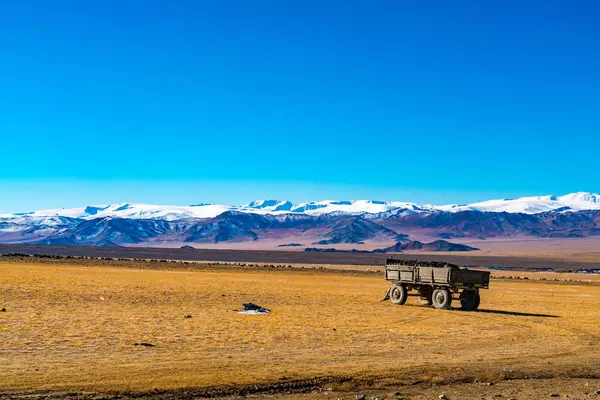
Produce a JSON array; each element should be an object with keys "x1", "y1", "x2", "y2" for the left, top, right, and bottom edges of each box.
[
  {"x1": 355, "y1": 395, "x2": 366, "y2": 400},
  {"x1": 595, "y1": 390, "x2": 600, "y2": 395},
  {"x1": 439, "y1": 394, "x2": 449, "y2": 400},
  {"x1": 183, "y1": 315, "x2": 192, "y2": 318},
  {"x1": 550, "y1": 395, "x2": 560, "y2": 398},
  {"x1": 134, "y1": 342, "x2": 155, "y2": 347},
  {"x1": 0, "y1": 308, "x2": 6, "y2": 312},
  {"x1": 487, "y1": 382, "x2": 495, "y2": 386}
]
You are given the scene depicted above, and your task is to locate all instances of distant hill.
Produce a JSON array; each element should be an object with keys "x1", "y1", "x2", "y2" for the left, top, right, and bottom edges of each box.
[
  {"x1": 304, "y1": 248, "x2": 387, "y2": 254},
  {"x1": 312, "y1": 217, "x2": 400, "y2": 245},
  {"x1": 383, "y1": 240, "x2": 479, "y2": 252}
]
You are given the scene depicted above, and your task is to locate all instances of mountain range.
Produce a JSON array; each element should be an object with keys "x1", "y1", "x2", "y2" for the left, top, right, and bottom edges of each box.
[
  {"x1": 2, "y1": 192, "x2": 600, "y2": 221},
  {"x1": 0, "y1": 192, "x2": 599, "y2": 249}
]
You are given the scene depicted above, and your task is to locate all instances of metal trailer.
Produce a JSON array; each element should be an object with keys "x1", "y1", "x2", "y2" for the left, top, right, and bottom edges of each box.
[{"x1": 383, "y1": 259, "x2": 490, "y2": 310}]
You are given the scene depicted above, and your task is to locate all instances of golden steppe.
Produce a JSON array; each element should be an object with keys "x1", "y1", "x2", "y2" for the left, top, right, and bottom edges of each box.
[{"x1": 2, "y1": 260, "x2": 600, "y2": 399}]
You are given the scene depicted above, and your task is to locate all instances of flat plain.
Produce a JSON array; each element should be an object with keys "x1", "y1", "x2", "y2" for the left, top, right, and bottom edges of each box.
[
  {"x1": 2, "y1": 259, "x2": 600, "y2": 399},
  {"x1": 2, "y1": 242, "x2": 600, "y2": 270}
]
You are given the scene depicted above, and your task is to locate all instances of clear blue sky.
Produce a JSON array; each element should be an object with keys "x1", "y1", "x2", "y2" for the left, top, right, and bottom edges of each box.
[{"x1": 1, "y1": 0, "x2": 599, "y2": 213}]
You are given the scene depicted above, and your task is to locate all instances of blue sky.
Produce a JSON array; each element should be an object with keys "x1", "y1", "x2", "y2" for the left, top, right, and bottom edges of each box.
[{"x1": 1, "y1": 1, "x2": 599, "y2": 213}]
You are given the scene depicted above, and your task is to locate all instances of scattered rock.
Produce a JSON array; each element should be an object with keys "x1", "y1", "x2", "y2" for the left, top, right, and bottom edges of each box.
[
  {"x1": 439, "y1": 394, "x2": 449, "y2": 400},
  {"x1": 550, "y1": 395, "x2": 560, "y2": 398},
  {"x1": 333, "y1": 328, "x2": 337, "y2": 331},
  {"x1": 355, "y1": 395, "x2": 366, "y2": 400},
  {"x1": 487, "y1": 382, "x2": 495, "y2": 386},
  {"x1": 134, "y1": 342, "x2": 155, "y2": 347},
  {"x1": 183, "y1": 315, "x2": 192, "y2": 319},
  {"x1": 595, "y1": 390, "x2": 600, "y2": 395},
  {"x1": 1, "y1": 307, "x2": 6, "y2": 312}
]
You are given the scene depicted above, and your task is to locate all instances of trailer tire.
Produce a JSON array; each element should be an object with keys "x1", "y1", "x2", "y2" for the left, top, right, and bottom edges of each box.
[
  {"x1": 460, "y1": 290, "x2": 480, "y2": 311},
  {"x1": 417, "y1": 288, "x2": 433, "y2": 306},
  {"x1": 473, "y1": 292, "x2": 481, "y2": 310},
  {"x1": 432, "y1": 288, "x2": 452, "y2": 309},
  {"x1": 389, "y1": 284, "x2": 407, "y2": 305}
]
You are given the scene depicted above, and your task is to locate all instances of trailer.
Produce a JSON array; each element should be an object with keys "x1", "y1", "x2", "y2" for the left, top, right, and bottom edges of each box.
[{"x1": 383, "y1": 259, "x2": 490, "y2": 310}]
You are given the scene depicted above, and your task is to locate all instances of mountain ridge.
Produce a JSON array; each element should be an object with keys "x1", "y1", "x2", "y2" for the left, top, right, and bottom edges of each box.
[
  {"x1": 2, "y1": 192, "x2": 599, "y2": 222},
  {"x1": 1, "y1": 192, "x2": 599, "y2": 247},
  {"x1": 0, "y1": 209, "x2": 598, "y2": 248}
]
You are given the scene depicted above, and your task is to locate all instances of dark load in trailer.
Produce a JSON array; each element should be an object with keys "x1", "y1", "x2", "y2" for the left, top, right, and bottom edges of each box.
[{"x1": 383, "y1": 259, "x2": 490, "y2": 310}]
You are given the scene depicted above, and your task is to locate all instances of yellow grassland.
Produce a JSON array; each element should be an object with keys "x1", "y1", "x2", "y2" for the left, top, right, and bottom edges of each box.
[{"x1": 1, "y1": 261, "x2": 600, "y2": 393}]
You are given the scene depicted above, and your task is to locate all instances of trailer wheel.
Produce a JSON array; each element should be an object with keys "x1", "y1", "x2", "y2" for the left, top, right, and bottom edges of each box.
[
  {"x1": 389, "y1": 284, "x2": 407, "y2": 305},
  {"x1": 432, "y1": 288, "x2": 452, "y2": 309},
  {"x1": 473, "y1": 292, "x2": 481, "y2": 309},
  {"x1": 417, "y1": 288, "x2": 433, "y2": 306},
  {"x1": 460, "y1": 290, "x2": 480, "y2": 311}
]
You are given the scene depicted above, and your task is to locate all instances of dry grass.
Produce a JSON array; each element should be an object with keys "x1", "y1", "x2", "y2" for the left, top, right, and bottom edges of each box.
[{"x1": 2, "y1": 261, "x2": 600, "y2": 394}]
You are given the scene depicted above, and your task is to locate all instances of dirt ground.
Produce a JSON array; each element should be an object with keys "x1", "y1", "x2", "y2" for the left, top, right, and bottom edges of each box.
[{"x1": 1, "y1": 261, "x2": 600, "y2": 399}]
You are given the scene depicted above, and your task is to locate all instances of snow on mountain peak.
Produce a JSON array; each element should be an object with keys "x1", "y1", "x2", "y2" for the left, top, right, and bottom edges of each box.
[
  {"x1": 290, "y1": 200, "x2": 424, "y2": 215},
  {"x1": 1, "y1": 192, "x2": 599, "y2": 222},
  {"x1": 437, "y1": 192, "x2": 600, "y2": 214},
  {"x1": 246, "y1": 200, "x2": 293, "y2": 211},
  {"x1": 558, "y1": 192, "x2": 599, "y2": 204}
]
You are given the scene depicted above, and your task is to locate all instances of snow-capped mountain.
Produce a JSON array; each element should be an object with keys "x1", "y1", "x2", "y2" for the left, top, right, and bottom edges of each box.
[
  {"x1": 437, "y1": 192, "x2": 600, "y2": 214},
  {"x1": 1, "y1": 192, "x2": 598, "y2": 222},
  {"x1": 246, "y1": 200, "x2": 294, "y2": 212},
  {"x1": 1, "y1": 192, "x2": 599, "y2": 247},
  {"x1": 289, "y1": 200, "x2": 429, "y2": 214},
  {"x1": 0, "y1": 203, "x2": 274, "y2": 222},
  {"x1": 0, "y1": 192, "x2": 600, "y2": 225}
]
